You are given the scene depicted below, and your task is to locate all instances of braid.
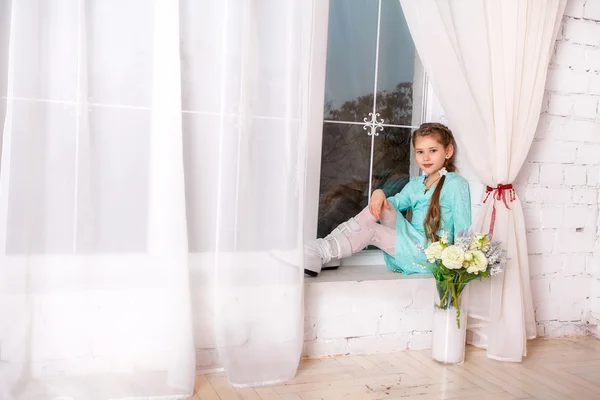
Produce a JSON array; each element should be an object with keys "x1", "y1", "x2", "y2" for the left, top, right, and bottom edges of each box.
[{"x1": 412, "y1": 123, "x2": 458, "y2": 242}]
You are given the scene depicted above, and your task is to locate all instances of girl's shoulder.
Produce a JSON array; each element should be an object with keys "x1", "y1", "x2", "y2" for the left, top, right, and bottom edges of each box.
[{"x1": 443, "y1": 172, "x2": 470, "y2": 190}]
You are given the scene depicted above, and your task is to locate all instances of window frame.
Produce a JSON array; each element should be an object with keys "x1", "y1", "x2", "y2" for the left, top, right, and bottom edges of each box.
[{"x1": 304, "y1": 0, "x2": 429, "y2": 266}]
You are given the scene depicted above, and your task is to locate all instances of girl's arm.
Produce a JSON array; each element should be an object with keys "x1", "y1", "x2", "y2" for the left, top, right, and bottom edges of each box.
[
  {"x1": 387, "y1": 179, "x2": 414, "y2": 212},
  {"x1": 452, "y1": 178, "x2": 472, "y2": 234}
]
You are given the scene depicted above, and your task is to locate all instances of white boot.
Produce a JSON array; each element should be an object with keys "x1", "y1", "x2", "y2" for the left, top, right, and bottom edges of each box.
[{"x1": 304, "y1": 218, "x2": 359, "y2": 277}]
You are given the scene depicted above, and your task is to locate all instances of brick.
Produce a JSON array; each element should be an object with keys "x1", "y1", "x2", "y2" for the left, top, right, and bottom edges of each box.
[
  {"x1": 565, "y1": 0, "x2": 585, "y2": 18},
  {"x1": 516, "y1": 163, "x2": 540, "y2": 184},
  {"x1": 400, "y1": 310, "x2": 433, "y2": 332},
  {"x1": 555, "y1": 230, "x2": 596, "y2": 253},
  {"x1": 408, "y1": 332, "x2": 432, "y2": 350},
  {"x1": 592, "y1": 75, "x2": 600, "y2": 95},
  {"x1": 558, "y1": 299, "x2": 585, "y2": 322},
  {"x1": 587, "y1": 165, "x2": 599, "y2": 186},
  {"x1": 535, "y1": 300, "x2": 559, "y2": 321},
  {"x1": 585, "y1": 49, "x2": 600, "y2": 73},
  {"x1": 576, "y1": 143, "x2": 600, "y2": 164},
  {"x1": 353, "y1": 280, "x2": 418, "y2": 313},
  {"x1": 590, "y1": 281, "x2": 600, "y2": 312},
  {"x1": 530, "y1": 277, "x2": 552, "y2": 301},
  {"x1": 585, "y1": 255, "x2": 597, "y2": 275},
  {"x1": 539, "y1": 164, "x2": 565, "y2": 185},
  {"x1": 529, "y1": 254, "x2": 562, "y2": 276},
  {"x1": 528, "y1": 164, "x2": 541, "y2": 184},
  {"x1": 545, "y1": 69, "x2": 590, "y2": 94},
  {"x1": 347, "y1": 334, "x2": 409, "y2": 354},
  {"x1": 543, "y1": 321, "x2": 587, "y2": 337},
  {"x1": 319, "y1": 313, "x2": 380, "y2": 339},
  {"x1": 572, "y1": 95, "x2": 598, "y2": 119},
  {"x1": 304, "y1": 282, "x2": 355, "y2": 318},
  {"x1": 379, "y1": 310, "x2": 407, "y2": 335},
  {"x1": 552, "y1": 276, "x2": 591, "y2": 299},
  {"x1": 563, "y1": 120, "x2": 600, "y2": 143},
  {"x1": 527, "y1": 230, "x2": 556, "y2": 254},
  {"x1": 540, "y1": 206, "x2": 563, "y2": 229},
  {"x1": 592, "y1": 255, "x2": 600, "y2": 276},
  {"x1": 584, "y1": 0, "x2": 600, "y2": 21},
  {"x1": 302, "y1": 338, "x2": 348, "y2": 357},
  {"x1": 563, "y1": 206, "x2": 591, "y2": 229},
  {"x1": 528, "y1": 140, "x2": 577, "y2": 163},
  {"x1": 564, "y1": 19, "x2": 600, "y2": 46},
  {"x1": 548, "y1": 94, "x2": 573, "y2": 117},
  {"x1": 534, "y1": 113, "x2": 549, "y2": 139},
  {"x1": 408, "y1": 280, "x2": 437, "y2": 310},
  {"x1": 523, "y1": 206, "x2": 542, "y2": 229},
  {"x1": 524, "y1": 187, "x2": 572, "y2": 204},
  {"x1": 304, "y1": 318, "x2": 317, "y2": 341},
  {"x1": 542, "y1": 92, "x2": 551, "y2": 113},
  {"x1": 536, "y1": 324, "x2": 546, "y2": 337},
  {"x1": 553, "y1": 42, "x2": 586, "y2": 72},
  {"x1": 562, "y1": 254, "x2": 587, "y2": 276},
  {"x1": 590, "y1": 324, "x2": 600, "y2": 338},
  {"x1": 572, "y1": 188, "x2": 597, "y2": 204},
  {"x1": 564, "y1": 165, "x2": 587, "y2": 185},
  {"x1": 543, "y1": 116, "x2": 566, "y2": 141}
]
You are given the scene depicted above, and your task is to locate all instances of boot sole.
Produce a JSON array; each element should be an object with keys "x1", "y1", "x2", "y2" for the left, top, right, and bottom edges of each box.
[{"x1": 304, "y1": 265, "x2": 338, "y2": 277}]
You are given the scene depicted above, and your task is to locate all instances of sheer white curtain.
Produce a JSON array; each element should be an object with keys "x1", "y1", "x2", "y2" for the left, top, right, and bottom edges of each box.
[
  {"x1": 183, "y1": 0, "x2": 313, "y2": 386},
  {"x1": 399, "y1": 0, "x2": 566, "y2": 362},
  {"x1": 0, "y1": 0, "x2": 316, "y2": 398}
]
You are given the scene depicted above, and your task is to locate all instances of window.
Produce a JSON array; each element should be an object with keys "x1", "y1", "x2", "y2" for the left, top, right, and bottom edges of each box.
[{"x1": 312, "y1": 0, "x2": 425, "y2": 265}]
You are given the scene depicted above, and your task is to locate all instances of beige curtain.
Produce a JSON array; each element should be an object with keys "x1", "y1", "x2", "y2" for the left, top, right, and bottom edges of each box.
[{"x1": 399, "y1": 0, "x2": 566, "y2": 361}]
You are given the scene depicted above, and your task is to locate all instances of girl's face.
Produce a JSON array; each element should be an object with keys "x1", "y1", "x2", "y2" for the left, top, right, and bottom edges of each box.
[{"x1": 413, "y1": 135, "x2": 453, "y2": 176}]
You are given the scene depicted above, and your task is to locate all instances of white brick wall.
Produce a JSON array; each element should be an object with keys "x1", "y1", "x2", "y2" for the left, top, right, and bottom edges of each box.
[
  {"x1": 517, "y1": 5, "x2": 600, "y2": 338},
  {"x1": 303, "y1": 274, "x2": 437, "y2": 357}
]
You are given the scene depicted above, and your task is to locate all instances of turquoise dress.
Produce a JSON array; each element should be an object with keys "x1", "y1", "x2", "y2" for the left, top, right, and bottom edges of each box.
[{"x1": 383, "y1": 172, "x2": 472, "y2": 274}]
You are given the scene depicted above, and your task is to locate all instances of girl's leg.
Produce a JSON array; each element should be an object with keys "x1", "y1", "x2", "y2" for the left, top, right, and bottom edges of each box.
[
  {"x1": 304, "y1": 207, "x2": 396, "y2": 276},
  {"x1": 378, "y1": 206, "x2": 398, "y2": 229},
  {"x1": 351, "y1": 208, "x2": 396, "y2": 256}
]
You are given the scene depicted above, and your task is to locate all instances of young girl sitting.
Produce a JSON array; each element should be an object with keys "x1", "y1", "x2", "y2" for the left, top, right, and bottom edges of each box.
[{"x1": 305, "y1": 122, "x2": 472, "y2": 276}]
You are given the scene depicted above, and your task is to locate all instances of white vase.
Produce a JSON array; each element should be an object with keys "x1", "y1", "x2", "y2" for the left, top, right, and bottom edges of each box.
[{"x1": 431, "y1": 304, "x2": 467, "y2": 364}]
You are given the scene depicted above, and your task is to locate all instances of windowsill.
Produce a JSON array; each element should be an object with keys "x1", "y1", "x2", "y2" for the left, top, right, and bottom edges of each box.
[{"x1": 304, "y1": 263, "x2": 432, "y2": 283}]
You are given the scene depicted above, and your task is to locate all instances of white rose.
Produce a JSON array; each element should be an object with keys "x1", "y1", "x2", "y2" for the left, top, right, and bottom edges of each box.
[
  {"x1": 425, "y1": 242, "x2": 445, "y2": 263},
  {"x1": 464, "y1": 251, "x2": 474, "y2": 262},
  {"x1": 441, "y1": 245, "x2": 465, "y2": 269},
  {"x1": 466, "y1": 250, "x2": 488, "y2": 274},
  {"x1": 469, "y1": 233, "x2": 490, "y2": 251}
]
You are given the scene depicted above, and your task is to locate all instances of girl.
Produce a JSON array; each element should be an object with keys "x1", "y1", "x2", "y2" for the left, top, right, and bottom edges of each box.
[{"x1": 305, "y1": 123, "x2": 471, "y2": 276}]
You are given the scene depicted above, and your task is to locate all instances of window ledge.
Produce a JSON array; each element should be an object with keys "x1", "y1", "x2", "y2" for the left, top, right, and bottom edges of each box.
[{"x1": 305, "y1": 264, "x2": 432, "y2": 283}]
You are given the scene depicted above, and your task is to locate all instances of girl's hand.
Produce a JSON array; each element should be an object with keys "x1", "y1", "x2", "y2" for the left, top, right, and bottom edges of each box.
[{"x1": 369, "y1": 189, "x2": 391, "y2": 220}]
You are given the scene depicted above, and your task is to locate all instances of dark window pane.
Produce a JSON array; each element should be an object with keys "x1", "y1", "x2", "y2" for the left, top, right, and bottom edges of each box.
[
  {"x1": 323, "y1": 0, "x2": 377, "y2": 122},
  {"x1": 372, "y1": 128, "x2": 412, "y2": 199},
  {"x1": 317, "y1": 123, "x2": 371, "y2": 238},
  {"x1": 376, "y1": 0, "x2": 415, "y2": 126}
]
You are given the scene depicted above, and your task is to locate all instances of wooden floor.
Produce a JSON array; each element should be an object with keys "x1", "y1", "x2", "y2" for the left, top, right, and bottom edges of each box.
[{"x1": 190, "y1": 337, "x2": 600, "y2": 400}]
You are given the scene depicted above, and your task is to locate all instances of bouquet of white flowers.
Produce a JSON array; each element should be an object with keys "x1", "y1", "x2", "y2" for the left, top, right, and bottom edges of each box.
[{"x1": 419, "y1": 231, "x2": 507, "y2": 328}]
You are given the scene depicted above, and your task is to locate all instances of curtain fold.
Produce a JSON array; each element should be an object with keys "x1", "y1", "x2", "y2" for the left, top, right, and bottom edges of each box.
[
  {"x1": 183, "y1": 0, "x2": 314, "y2": 386},
  {"x1": 399, "y1": 0, "x2": 566, "y2": 362},
  {"x1": 0, "y1": 0, "x2": 318, "y2": 397}
]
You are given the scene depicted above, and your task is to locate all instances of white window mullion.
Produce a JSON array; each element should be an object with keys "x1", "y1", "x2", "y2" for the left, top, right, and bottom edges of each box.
[
  {"x1": 0, "y1": 0, "x2": 16, "y2": 254},
  {"x1": 366, "y1": 0, "x2": 383, "y2": 203},
  {"x1": 72, "y1": 0, "x2": 85, "y2": 252}
]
